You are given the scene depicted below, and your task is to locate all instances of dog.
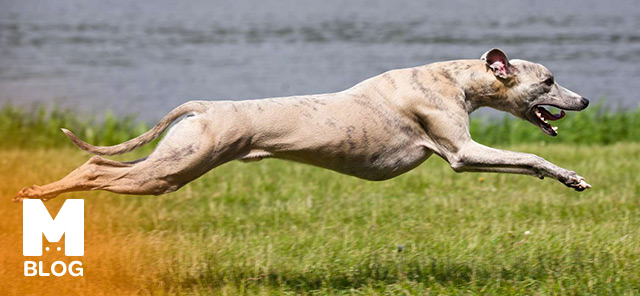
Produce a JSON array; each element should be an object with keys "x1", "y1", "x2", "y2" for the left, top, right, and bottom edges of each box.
[{"x1": 13, "y1": 48, "x2": 591, "y2": 202}]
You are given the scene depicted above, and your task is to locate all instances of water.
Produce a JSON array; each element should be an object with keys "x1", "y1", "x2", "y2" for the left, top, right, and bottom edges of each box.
[{"x1": 1, "y1": 0, "x2": 639, "y2": 122}]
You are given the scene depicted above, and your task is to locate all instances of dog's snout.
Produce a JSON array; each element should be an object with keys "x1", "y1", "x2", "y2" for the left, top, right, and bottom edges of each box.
[{"x1": 581, "y1": 97, "x2": 589, "y2": 107}]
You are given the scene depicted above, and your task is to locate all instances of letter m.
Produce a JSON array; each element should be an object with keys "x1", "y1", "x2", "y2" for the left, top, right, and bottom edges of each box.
[{"x1": 23, "y1": 199, "x2": 84, "y2": 256}]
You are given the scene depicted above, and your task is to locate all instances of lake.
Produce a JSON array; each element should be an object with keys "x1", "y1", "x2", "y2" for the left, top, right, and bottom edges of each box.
[{"x1": 1, "y1": 0, "x2": 639, "y2": 121}]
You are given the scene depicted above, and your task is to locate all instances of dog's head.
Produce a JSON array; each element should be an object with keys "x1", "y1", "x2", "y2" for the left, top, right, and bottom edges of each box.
[{"x1": 480, "y1": 48, "x2": 589, "y2": 136}]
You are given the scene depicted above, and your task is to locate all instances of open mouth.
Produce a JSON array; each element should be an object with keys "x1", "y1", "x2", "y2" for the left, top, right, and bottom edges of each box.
[{"x1": 531, "y1": 105, "x2": 566, "y2": 136}]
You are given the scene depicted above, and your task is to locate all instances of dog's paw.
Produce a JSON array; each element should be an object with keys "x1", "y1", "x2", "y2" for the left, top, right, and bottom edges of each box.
[
  {"x1": 563, "y1": 174, "x2": 591, "y2": 192},
  {"x1": 13, "y1": 185, "x2": 43, "y2": 202}
]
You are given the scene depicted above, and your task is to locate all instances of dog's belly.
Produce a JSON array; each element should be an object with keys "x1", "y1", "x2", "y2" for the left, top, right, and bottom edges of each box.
[
  {"x1": 273, "y1": 143, "x2": 433, "y2": 181},
  {"x1": 338, "y1": 147, "x2": 434, "y2": 181}
]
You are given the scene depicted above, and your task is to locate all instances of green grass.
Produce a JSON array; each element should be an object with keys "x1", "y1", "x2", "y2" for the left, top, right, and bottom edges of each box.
[
  {"x1": 0, "y1": 104, "x2": 152, "y2": 149},
  {"x1": 469, "y1": 105, "x2": 640, "y2": 145},
  {"x1": 0, "y1": 103, "x2": 639, "y2": 149},
  {"x1": 1, "y1": 143, "x2": 639, "y2": 295},
  {"x1": 0, "y1": 104, "x2": 639, "y2": 294}
]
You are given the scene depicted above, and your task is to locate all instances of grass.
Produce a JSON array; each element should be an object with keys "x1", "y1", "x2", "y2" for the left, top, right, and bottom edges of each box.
[
  {"x1": 1, "y1": 143, "x2": 639, "y2": 295},
  {"x1": 1, "y1": 103, "x2": 639, "y2": 149},
  {"x1": 0, "y1": 104, "x2": 152, "y2": 149},
  {"x1": 468, "y1": 105, "x2": 640, "y2": 145},
  {"x1": 0, "y1": 104, "x2": 638, "y2": 295}
]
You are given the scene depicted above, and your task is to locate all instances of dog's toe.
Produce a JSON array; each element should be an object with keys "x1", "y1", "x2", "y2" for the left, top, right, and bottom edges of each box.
[
  {"x1": 14, "y1": 185, "x2": 40, "y2": 201},
  {"x1": 572, "y1": 178, "x2": 591, "y2": 191},
  {"x1": 563, "y1": 173, "x2": 591, "y2": 191},
  {"x1": 578, "y1": 180, "x2": 592, "y2": 190}
]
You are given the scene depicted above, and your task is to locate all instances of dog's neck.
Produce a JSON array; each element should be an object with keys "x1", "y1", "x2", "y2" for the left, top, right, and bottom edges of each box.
[{"x1": 426, "y1": 60, "x2": 520, "y2": 115}]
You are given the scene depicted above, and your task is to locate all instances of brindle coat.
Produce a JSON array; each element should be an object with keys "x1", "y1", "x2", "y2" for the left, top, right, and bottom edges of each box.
[{"x1": 14, "y1": 48, "x2": 591, "y2": 202}]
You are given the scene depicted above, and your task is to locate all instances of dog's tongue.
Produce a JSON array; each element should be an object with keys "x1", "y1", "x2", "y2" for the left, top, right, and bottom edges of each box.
[{"x1": 538, "y1": 107, "x2": 566, "y2": 121}]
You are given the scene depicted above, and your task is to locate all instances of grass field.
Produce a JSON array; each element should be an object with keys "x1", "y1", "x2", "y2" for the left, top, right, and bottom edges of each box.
[
  {"x1": 1, "y1": 142, "x2": 639, "y2": 295},
  {"x1": 1, "y1": 103, "x2": 639, "y2": 149}
]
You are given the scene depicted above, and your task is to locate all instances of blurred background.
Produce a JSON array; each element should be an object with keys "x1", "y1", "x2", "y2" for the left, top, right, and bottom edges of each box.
[
  {"x1": 0, "y1": 0, "x2": 639, "y2": 122},
  {"x1": 2, "y1": 2, "x2": 640, "y2": 294}
]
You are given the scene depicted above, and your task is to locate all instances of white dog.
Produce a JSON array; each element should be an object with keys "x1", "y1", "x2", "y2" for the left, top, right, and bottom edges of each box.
[{"x1": 14, "y1": 48, "x2": 591, "y2": 202}]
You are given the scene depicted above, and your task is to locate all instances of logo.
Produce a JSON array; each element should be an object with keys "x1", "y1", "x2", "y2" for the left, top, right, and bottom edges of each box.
[{"x1": 23, "y1": 199, "x2": 84, "y2": 277}]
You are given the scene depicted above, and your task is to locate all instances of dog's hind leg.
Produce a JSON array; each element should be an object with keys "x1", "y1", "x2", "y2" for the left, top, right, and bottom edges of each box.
[
  {"x1": 14, "y1": 114, "x2": 248, "y2": 202},
  {"x1": 13, "y1": 156, "x2": 143, "y2": 201}
]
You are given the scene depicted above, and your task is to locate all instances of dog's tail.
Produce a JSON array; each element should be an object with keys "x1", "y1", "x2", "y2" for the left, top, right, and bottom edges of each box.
[{"x1": 62, "y1": 101, "x2": 208, "y2": 156}]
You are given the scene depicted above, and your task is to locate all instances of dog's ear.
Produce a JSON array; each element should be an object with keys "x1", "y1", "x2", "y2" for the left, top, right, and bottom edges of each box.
[{"x1": 481, "y1": 48, "x2": 513, "y2": 79}]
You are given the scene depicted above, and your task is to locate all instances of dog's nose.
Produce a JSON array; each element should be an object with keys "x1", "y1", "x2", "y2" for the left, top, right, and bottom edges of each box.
[{"x1": 581, "y1": 97, "x2": 589, "y2": 107}]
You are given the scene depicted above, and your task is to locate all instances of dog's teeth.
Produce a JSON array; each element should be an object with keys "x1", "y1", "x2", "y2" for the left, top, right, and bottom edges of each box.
[{"x1": 552, "y1": 126, "x2": 558, "y2": 132}]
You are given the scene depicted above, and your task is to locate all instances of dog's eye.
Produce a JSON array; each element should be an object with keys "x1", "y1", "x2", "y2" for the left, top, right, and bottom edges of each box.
[{"x1": 543, "y1": 77, "x2": 554, "y2": 86}]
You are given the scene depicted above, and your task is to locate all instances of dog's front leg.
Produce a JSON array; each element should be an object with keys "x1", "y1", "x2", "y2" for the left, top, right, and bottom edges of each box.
[{"x1": 449, "y1": 140, "x2": 591, "y2": 191}]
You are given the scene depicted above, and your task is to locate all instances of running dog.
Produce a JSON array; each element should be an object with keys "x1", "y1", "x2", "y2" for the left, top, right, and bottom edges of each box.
[{"x1": 13, "y1": 48, "x2": 591, "y2": 202}]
